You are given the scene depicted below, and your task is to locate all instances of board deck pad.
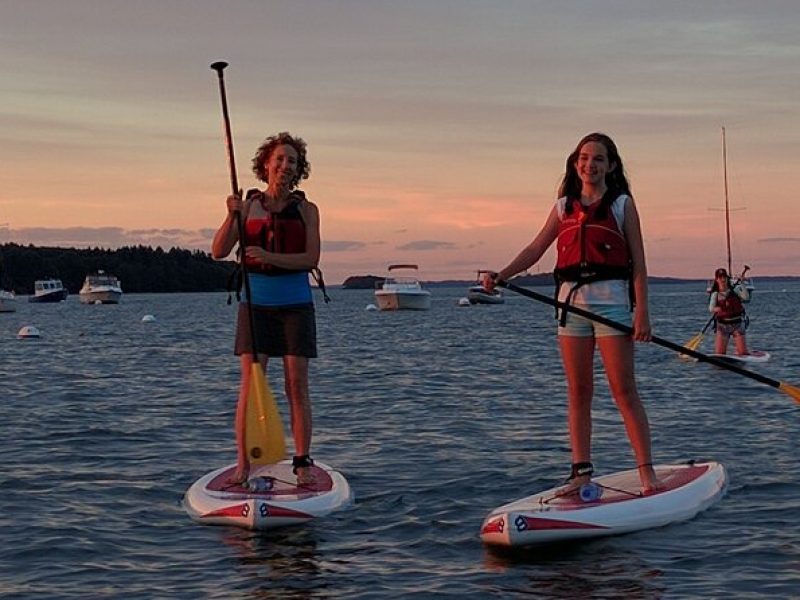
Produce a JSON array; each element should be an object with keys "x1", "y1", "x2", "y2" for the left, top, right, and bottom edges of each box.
[
  {"x1": 207, "y1": 464, "x2": 334, "y2": 496},
  {"x1": 543, "y1": 464, "x2": 708, "y2": 509}
]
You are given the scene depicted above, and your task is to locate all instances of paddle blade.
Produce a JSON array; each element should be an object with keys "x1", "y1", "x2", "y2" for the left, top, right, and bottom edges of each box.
[
  {"x1": 779, "y1": 381, "x2": 800, "y2": 404},
  {"x1": 684, "y1": 333, "x2": 704, "y2": 351},
  {"x1": 678, "y1": 333, "x2": 704, "y2": 360},
  {"x1": 244, "y1": 363, "x2": 286, "y2": 464}
]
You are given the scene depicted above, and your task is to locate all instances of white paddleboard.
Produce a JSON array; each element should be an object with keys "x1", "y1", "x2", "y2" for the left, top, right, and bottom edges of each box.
[
  {"x1": 184, "y1": 460, "x2": 353, "y2": 530},
  {"x1": 708, "y1": 350, "x2": 770, "y2": 363},
  {"x1": 480, "y1": 461, "x2": 726, "y2": 547}
]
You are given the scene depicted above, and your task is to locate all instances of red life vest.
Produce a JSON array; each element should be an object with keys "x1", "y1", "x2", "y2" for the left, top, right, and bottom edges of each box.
[
  {"x1": 554, "y1": 196, "x2": 631, "y2": 283},
  {"x1": 243, "y1": 190, "x2": 307, "y2": 275},
  {"x1": 715, "y1": 290, "x2": 745, "y2": 323}
]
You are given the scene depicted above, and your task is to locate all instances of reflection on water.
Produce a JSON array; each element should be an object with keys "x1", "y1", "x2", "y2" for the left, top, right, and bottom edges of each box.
[
  {"x1": 484, "y1": 543, "x2": 665, "y2": 598},
  {"x1": 220, "y1": 528, "x2": 322, "y2": 599}
]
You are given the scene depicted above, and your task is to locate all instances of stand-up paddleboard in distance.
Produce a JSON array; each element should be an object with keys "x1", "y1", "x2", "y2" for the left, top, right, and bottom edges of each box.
[
  {"x1": 708, "y1": 350, "x2": 770, "y2": 364},
  {"x1": 184, "y1": 460, "x2": 353, "y2": 530},
  {"x1": 480, "y1": 461, "x2": 726, "y2": 547}
]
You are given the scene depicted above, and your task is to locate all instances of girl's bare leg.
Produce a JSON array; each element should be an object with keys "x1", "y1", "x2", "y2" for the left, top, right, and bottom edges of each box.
[
  {"x1": 558, "y1": 335, "x2": 596, "y2": 490},
  {"x1": 598, "y1": 335, "x2": 663, "y2": 493}
]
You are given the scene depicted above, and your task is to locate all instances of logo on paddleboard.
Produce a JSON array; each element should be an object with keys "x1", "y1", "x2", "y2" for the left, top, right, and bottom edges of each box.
[{"x1": 514, "y1": 515, "x2": 528, "y2": 532}]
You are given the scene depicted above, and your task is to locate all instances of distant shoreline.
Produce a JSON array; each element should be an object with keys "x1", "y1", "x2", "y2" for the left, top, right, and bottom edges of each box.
[{"x1": 341, "y1": 273, "x2": 800, "y2": 289}]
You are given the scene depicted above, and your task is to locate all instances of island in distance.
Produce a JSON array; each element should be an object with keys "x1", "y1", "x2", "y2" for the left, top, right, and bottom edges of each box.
[
  {"x1": 341, "y1": 272, "x2": 557, "y2": 289},
  {"x1": 338, "y1": 272, "x2": 788, "y2": 289}
]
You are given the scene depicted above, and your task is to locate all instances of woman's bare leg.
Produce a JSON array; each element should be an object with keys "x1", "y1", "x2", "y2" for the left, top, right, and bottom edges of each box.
[
  {"x1": 283, "y1": 355, "x2": 313, "y2": 482},
  {"x1": 229, "y1": 353, "x2": 268, "y2": 484}
]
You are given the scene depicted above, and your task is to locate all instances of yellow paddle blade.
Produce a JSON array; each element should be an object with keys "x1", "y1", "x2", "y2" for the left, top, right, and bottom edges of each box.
[
  {"x1": 779, "y1": 381, "x2": 800, "y2": 404},
  {"x1": 678, "y1": 333, "x2": 705, "y2": 360},
  {"x1": 684, "y1": 333, "x2": 704, "y2": 352},
  {"x1": 245, "y1": 363, "x2": 286, "y2": 465}
]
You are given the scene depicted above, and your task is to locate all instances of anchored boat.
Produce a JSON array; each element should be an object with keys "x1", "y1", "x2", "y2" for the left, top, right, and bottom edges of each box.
[
  {"x1": 28, "y1": 279, "x2": 68, "y2": 303},
  {"x1": 79, "y1": 271, "x2": 123, "y2": 304},
  {"x1": 374, "y1": 264, "x2": 431, "y2": 311}
]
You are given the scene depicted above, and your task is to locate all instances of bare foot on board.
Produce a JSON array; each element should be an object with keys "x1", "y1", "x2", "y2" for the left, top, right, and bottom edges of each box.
[
  {"x1": 295, "y1": 466, "x2": 316, "y2": 487},
  {"x1": 226, "y1": 463, "x2": 250, "y2": 486},
  {"x1": 639, "y1": 464, "x2": 665, "y2": 494},
  {"x1": 558, "y1": 473, "x2": 591, "y2": 496}
]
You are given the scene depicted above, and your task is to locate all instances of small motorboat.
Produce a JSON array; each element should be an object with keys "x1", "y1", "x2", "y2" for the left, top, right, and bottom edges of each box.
[
  {"x1": 0, "y1": 289, "x2": 16, "y2": 313},
  {"x1": 374, "y1": 264, "x2": 432, "y2": 311},
  {"x1": 467, "y1": 270, "x2": 504, "y2": 305},
  {"x1": 28, "y1": 279, "x2": 68, "y2": 303},
  {"x1": 79, "y1": 271, "x2": 123, "y2": 304}
]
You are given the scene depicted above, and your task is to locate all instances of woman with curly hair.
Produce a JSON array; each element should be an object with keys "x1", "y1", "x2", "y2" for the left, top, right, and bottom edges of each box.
[
  {"x1": 212, "y1": 132, "x2": 320, "y2": 485},
  {"x1": 484, "y1": 132, "x2": 662, "y2": 494}
]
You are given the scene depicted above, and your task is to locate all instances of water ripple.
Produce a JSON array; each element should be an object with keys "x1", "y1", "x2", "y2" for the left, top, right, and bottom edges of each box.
[{"x1": 2, "y1": 285, "x2": 800, "y2": 598}]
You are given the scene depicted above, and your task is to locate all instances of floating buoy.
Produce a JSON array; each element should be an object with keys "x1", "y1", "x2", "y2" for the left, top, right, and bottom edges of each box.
[
  {"x1": 141, "y1": 314, "x2": 156, "y2": 322},
  {"x1": 457, "y1": 297, "x2": 471, "y2": 307},
  {"x1": 365, "y1": 304, "x2": 378, "y2": 311},
  {"x1": 17, "y1": 325, "x2": 41, "y2": 339}
]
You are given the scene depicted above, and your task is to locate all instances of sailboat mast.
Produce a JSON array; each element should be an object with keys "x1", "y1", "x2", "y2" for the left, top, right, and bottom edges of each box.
[{"x1": 722, "y1": 127, "x2": 732, "y2": 274}]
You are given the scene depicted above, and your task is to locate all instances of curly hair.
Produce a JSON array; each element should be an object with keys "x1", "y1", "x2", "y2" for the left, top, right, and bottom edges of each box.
[
  {"x1": 558, "y1": 132, "x2": 632, "y2": 218},
  {"x1": 251, "y1": 132, "x2": 311, "y2": 186}
]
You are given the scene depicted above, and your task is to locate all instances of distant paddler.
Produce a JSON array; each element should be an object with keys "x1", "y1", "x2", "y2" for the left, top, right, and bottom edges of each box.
[{"x1": 708, "y1": 267, "x2": 750, "y2": 357}]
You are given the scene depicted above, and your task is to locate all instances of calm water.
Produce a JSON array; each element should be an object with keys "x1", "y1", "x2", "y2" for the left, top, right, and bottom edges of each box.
[{"x1": 2, "y1": 282, "x2": 800, "y2": 599}]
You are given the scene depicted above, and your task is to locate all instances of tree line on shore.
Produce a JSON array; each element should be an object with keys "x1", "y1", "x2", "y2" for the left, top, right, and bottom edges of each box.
[{"x1": 0, "y1": 243, "x2": 236, "y2": 294}]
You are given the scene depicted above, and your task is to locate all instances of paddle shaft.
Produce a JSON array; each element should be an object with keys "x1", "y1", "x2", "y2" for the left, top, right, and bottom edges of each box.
[
  {"x1": 211, "y1": 61, "x2": 258, "y2": 357},
  {"x1": 699, "y1": 314, "x2": 715, "y2": 335},
  {"x1": 499, "y1": 280, "x2": 786, "y2": 392}
]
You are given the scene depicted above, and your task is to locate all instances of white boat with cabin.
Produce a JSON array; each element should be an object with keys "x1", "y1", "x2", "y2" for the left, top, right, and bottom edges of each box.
[
  {"x1": 79, "y1": 271, "x2": 123, "y2": 304},
  {"x1": 374, "y1": 264, "x2": 431, "y2": 311},
  {"x1": 0, "y1": 289, "x2": 16, "y2": 312},
  {"x1": 29, "y1": 279, "x2": 68, "y2": 303}
]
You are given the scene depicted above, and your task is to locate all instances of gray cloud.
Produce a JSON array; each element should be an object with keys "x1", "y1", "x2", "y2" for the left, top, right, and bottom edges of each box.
[
  {"x1": 396, "y1": 240, "x2": 456, "y2": 251},
  {"x1": 4, "y1": 227, "x2": 213, "y2": 250},
  {"x1": 758, "y1": 237, "x2": 800, "y2": 244},
  {"x1": 323, "y1": 240, "x2": 367, "y2": 252}
]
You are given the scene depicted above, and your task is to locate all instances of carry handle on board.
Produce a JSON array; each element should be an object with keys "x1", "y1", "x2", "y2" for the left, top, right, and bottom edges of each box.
[{"x1": 498, "y1": 279, "x2": 800, "y2": 403}]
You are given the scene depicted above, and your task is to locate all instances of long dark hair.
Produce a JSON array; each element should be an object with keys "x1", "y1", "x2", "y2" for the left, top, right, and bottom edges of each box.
[
  {"x1": 709, "y1": 268, "x2": 730, "y2": 294},
  {"x1": 558, "y1": 132, "x2": 632, "y2": 218}
]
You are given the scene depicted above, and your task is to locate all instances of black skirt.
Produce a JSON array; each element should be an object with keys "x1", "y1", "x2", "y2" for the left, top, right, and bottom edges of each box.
[{"x1": 234, "y1": 303, "x2": 317, "y2": 358}]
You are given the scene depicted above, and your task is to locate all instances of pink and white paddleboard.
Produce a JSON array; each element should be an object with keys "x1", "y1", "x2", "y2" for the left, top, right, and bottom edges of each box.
[
  {"x1": 184, "y1": 460, "x2": 353, "y2": 530},
  {"x1": 709, "y1": 350, "x2": 770, "y2": 363},
  {"x1": 480, "y1": 461, "x2": 726, "y2": 547}
]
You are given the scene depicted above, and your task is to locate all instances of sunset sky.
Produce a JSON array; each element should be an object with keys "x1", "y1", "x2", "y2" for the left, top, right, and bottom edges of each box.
[{"x1": 2, "y1": 1, "x2": 799, "y2": 284}]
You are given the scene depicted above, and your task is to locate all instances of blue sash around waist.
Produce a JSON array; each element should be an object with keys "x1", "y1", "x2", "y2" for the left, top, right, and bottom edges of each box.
[{"x1": 243, "y1": 272, "x2": 312, "y2": 307}]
